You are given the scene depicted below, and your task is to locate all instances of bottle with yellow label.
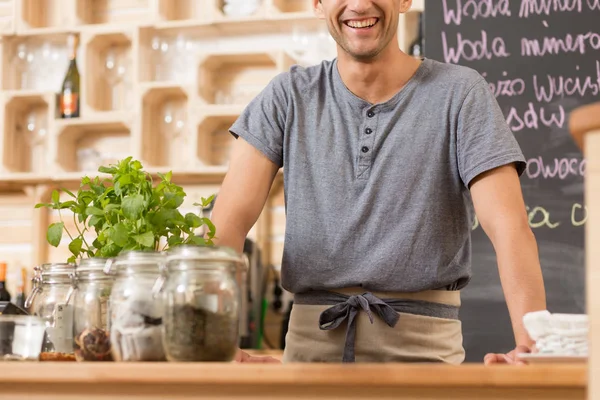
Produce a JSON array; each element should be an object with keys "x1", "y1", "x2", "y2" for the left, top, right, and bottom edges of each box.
[{"x1": 60, "y1": 34, "x2": 80, "y2": 119}]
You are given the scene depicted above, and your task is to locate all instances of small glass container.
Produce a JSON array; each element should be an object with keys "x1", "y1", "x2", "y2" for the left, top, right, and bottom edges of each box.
[
  {"x1": 160, "y1": 245, "x2": 245, "y2": 362},
  {"x1": 72, "y1": 258, "x2": 114, "y2": 362},
  {"x1": 104, "y1": 250, "x2": 167, "y2": 362},
  {"x1": 24, "y1": 263, "x2": 76, "y2": 361}
]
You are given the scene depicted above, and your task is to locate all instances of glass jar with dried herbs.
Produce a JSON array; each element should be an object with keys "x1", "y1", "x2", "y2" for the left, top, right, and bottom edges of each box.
[
  {"x1": 160, "y1": 245, "x2": 246, "y2": 362},
  {"x1": 104, "y1": 250, "x2": 166, "y2": 362},
  {"x1": 72, "y1": 258, "x2": 114, "y2": 362},
  {"x1": 25, "y1": 263, "x2": 77, "y2": 362}
]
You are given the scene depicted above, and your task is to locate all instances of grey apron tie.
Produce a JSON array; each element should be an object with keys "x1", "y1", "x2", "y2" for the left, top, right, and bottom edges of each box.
[
  {"x1": 318, "y1": 292, "x2": 400, "y2": 363},
  {"x1": 294, "y1": 290, "x2": 460, "y2": 363}
]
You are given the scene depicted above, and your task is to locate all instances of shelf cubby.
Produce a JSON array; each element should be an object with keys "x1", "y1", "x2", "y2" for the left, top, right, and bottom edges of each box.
[
  {"x1": 399, "y1": 10, "x2": 422, "y2": 54},
  {"x1": 214, "y1": 0, "x2": 266, "y2": 22},
  {"x1": 19, "y1": 0, "x2": 74, "y2": 31},
  {"x1": 0, "y1": 0, "x2": 14, "y2": 34},
  {"x1": 83, "y1": 30, "x2": 134, "y2": 113},
  {"x1": 2, "y1": 33, "x2": 72, "y2": 91},
  {"x1": 140, "y1": 83, "x2": 191, "y2": 169},
  {"x1": 157, "y1": 0, "x2": 211, "y2": 22},
  {"x1": 197, "y1": 51, "x2": 292, "y2": 106},
  {"x1": 195, "y1": 112, "x2": 238, "y2": 167},
  {"x1": 270, "y1": 0, "x2": 312, "y2": 18},
  {"x1": 1, "y1": 92, "x2": 52, "y2": 174},
  {"x1": 76, "y1": 0, "x2": 154, "y2": 25},
  {"x1": 55, "y1": 118, "x2": 133, "y2": 173}
]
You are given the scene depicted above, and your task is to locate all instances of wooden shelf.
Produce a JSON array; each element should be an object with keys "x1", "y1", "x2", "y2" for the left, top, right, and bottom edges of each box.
[
  {"x1": 0, "y1": 0, "x2": 14, "y2": 35},
  {"x1": 1, "y1": 92, "x2": 53, "y2": 174},
  {"x1": 76, "y1": 0, "x2": 155, "y2": 26},
  {"x1": 196, "y1": 112, "x2": 238, "y2": 167},
  {"x1": 140, "y1": 83, "x2": 190, "y2": 169}
]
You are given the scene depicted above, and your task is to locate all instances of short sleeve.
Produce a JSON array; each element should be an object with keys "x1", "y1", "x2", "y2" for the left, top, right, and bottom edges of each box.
[
  {"x1": 457, "y1": 78, "x2": 527, "y2": 187},
  {"x1": 228, "y1": 72, "x2": 289, "y2": 168}
]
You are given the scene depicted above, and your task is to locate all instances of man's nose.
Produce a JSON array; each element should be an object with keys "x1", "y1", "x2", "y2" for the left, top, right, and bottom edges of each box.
[{"x1": 345, "y1": 0, "x2": 372, "y2": 13}]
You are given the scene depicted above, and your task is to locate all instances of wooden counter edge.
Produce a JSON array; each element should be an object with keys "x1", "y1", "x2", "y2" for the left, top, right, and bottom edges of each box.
[{"x1": 0, "y1": 362, "x2": 586, "y2": 389}]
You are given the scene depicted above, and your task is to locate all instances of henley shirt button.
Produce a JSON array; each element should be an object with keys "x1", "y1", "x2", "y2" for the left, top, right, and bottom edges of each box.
[
  {"x1": 361, "y1": 146, "x2": 369, "y2": 153},
  {"x1": 365, "y1": 128, "x2": 372, "y2": 135},
  {"x1": 367, "y1": 111, "x2": 375, "y2": 118}
]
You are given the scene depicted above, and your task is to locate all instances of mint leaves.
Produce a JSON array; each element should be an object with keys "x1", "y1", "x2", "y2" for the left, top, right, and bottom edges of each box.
[{"x1": 35, "y1": 157, "x2": 217, "y2": 263}]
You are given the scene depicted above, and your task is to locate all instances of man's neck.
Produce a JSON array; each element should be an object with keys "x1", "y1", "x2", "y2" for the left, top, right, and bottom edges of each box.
[{"x1": 336, "y1": 45, "x2": 421, "y2": 105}]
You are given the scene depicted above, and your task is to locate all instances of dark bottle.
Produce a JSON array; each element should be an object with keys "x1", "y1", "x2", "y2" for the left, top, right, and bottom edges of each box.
[
  {"x1": 14, "y1": 267, "x2": 26, "y2": 309},
  {"x1": 0, "y1": 262, "x2": 11, "y2": 302},
  {"x1": 60, "y1": 34, "x2": 80, "y2": 119},
  {"x1": 408, "y1": 13, "x2": 424, "y2": 59}
]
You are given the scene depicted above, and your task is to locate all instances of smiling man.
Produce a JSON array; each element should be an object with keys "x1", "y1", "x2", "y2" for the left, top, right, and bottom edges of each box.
[{"x1": 210, "y1": 0, "x2": 547, "y2": 364}]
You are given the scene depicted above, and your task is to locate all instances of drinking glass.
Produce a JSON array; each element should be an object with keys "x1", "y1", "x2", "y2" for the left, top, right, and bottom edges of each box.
[{"x1": 104, "y1": 45, "x2": 127, "y2": 110}]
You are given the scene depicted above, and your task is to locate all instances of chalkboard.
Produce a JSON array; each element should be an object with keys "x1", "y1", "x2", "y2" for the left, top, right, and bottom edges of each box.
[{"x1": 423, "y1": 0, "x2": 598, "y2": 362}]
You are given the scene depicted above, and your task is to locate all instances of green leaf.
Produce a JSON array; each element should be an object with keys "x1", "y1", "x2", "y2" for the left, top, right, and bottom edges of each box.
[
  {"x1": 67, "y1": 255, "x2": 76, "y2": 264},
  {"x1": 122, "y1": 194, "x2": 144, "y2": 220},
  {"x1": 188, "y1": 235, "x2": 207, "y2": 246},
  {"x1": 47, "y1": 222, "x2": 64, "y2": 247},
  {"x1": 62, "y1": 188, "x2": 77, "y2": 198},
  {"x1": 201, "y1": 217, "x2": 216, "y2": 237},
  {"x1": 88, "y1": 215, "x2": 103, "y2": 228},
  {"x1": 68, "y1": 238, "x2": 83, "y2": 257},
  {"x1": 59, "y1": 201, "x2": 77, "y2": 210},
  {"x1": 167, "y1": 234, "x2": 183, "y2": 247},
  {"x1": 35, "y1": 202, "x2": 50, "y2": 209},
  {"x1": 132, "y1": 160, "x2": 143, "y2": 170},
  {"x1": 99, "y1": 243, "x2": 121, "y2": 258},
  {"x1": 51, "y1": 190, "x2": 60, "y2": 204},
  {"x1": 86, "y1": 206, "x2": 104, "y2": 216},
  {"x1": 104, "y1": 204, "x2": 120, "y2": 213},
  {"x1": 185, "y1": 213, "x2": 202, "y2": 228},
  {"x1": 98, "y1": 166, "x2": 118, "y2": 174},
  {"x1": 118, "y1": 174, "x2": 132, "y2": 186},
  {"x1": 110, "y1": 223, "x2": 129, "y2": 247},
  {"x1": 133, "y1": 231, "x2": 154, "y2": 248}
]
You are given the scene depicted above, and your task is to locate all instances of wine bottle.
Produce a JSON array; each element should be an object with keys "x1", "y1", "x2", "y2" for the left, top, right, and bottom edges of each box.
[
  {"x1": 0, "y1": 262, "x2": 11, "y2": 302},
  {"x1": 60, "y1": 34, "x2": 80, "y2": 119},
  {"x1": 14, "y1": 267, "x2": 26, "y2": 309},
  {"x1": 408, "y1": 13, "x2": 424, "y2": 59}
]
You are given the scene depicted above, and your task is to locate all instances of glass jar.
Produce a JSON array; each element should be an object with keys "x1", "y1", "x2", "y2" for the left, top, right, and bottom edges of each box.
[
  {"x1": 72, "y1": 258, "x2": 114, "y2": 362},
  {"x1": 160, "y1": 245, "x2": 245, "y2": 362},
  {"x1": 24, "y1": 263, "x2": 76, "y2": 361},
  {"x1": 104, "y1": 250, "x2": 166, "y2": 362}
]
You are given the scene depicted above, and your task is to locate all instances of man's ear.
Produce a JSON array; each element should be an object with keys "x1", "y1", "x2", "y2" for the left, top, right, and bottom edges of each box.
[
  {"x1": 314, "y1": 0, "x2": 325, "y2": 19},
  {"x1": 399, "y1": 0, "x2": 413, "y2": 13}
]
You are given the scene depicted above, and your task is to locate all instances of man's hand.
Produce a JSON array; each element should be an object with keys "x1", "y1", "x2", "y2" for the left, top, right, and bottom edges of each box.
[
  {"x1": 235, "y1": 349, "x2": 281, "y2": 363},
  {"x1": 484, "y1": 344, "x2": 531, "y2": 365}
]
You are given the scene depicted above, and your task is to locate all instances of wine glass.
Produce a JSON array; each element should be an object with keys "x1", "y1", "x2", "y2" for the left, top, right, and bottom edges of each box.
[
  {"x1": 24, "y1": 107, "x2": 48, "y2": 172},
  {"x1": 12, "y1": 42, "x2": 29, "y2": 89},
  {"x1": 104, "y1": 45, "x2": 127, "y2": 110},
  {"x1": 161, "y1": 99, "x2": 186, "y2": 139}
]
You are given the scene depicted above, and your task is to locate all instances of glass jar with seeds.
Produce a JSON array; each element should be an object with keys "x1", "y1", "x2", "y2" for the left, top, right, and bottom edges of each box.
[
  {"x1": 160, "y1": 245, "x2": 246, "y2": 362},
  {"x1": 72, "y1": 258, "x2": 114, "y2": 362},
  {"x1": 104, "y1": 250, "x2": 166, "y2": 362},
  {"x1": 24, "y1": 262, "x2": 77, "y2": 361}
]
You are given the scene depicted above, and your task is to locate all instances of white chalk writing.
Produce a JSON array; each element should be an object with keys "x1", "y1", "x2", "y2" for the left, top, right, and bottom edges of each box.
[
  {"x1": 526, "y1": 156, "x2": 586, "y2": 179},
  {"x1": 442, "y1": 30, "x2": 510, "y2": 63},
  {"x1": 506, "y1": 103, "x2": 565, "y2": 131},
  {"x1": 533, "y1": 62, "x2": 600, "y2": 102},
  {"x1": 571, "y1": 203, "x2": 588, "y2": 226},
  {"x1": 519, "y1": 0, "x2": 583, "y2": 18},
  {"x1": 522, "y1": 32, "x2": 600, "y2": 56},
  {"x1": 443, "y1": 0, "x2": 512, "y2": 25}
]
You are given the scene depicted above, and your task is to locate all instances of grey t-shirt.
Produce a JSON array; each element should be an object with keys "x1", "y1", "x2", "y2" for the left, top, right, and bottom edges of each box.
[{"x1": 229, "y1": 57, "x2": 526, "y2": 294}]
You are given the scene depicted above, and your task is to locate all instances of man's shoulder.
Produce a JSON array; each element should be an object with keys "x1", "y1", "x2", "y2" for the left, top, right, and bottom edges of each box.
[
  {"x1": 273, "y1": 59, "x2": 335, "y2": 92},
  {"x1": 423, "y1": 58, "x2": 485, "y2": 92}
]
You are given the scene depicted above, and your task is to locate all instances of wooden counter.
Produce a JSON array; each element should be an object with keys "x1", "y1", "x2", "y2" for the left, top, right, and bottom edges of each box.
[{"x1": 0, "y1": 362, "x2": 586, "y2": 400}]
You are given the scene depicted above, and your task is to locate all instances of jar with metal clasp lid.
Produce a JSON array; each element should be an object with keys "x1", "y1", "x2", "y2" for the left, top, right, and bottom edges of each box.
[
  {"x1": 158, "y1": 245, "x2": 246, "y2": 362},
  {"x1": 103, "y1": 250, "x2": 167, "y2": 362},
  {"x1": 24, "y1": 263, "x2": 76, "y2": 361},
  {"x1": 71, "y1": 257, "x2": 115, "y2": 362}
]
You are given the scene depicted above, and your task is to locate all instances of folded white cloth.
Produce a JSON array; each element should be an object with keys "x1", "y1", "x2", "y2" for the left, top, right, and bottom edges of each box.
[{"x1": 523, "y1": 310, "x2": 588, "y2": 356}]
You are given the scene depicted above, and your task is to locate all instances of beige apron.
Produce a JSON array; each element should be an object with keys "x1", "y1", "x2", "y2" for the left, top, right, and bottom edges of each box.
[{"x1": 282, "y1": 287, "x2": 465, "y2": 364}]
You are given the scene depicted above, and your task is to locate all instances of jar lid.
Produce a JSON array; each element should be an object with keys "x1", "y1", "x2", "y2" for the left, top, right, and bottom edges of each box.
[
  {"x1": 104, "y1": 250, "x2": 165, "y2": 275},
  {"x1": 165, "y1": 245, "x2": 245, "y2": 270},
  {"x1": 37, "y1": 262, "x2": 75, "y2": 277},
  {"x1": 76, "y1": 257, "x2": 112, "y2": 280}
]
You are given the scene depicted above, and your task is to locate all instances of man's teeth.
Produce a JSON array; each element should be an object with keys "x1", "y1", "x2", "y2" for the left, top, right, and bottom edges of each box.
[{"x1": 346, "y1": 19, "x2": 377, "y2": 28}]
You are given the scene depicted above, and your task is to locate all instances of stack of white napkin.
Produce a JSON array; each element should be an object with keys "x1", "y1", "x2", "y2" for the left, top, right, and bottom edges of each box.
[
  {"x1": 222, "y1": 0, "x2": 261, "y2": 17},
  {"x1": 523, "y1": 310, "x2": 588, "y2": 356}
]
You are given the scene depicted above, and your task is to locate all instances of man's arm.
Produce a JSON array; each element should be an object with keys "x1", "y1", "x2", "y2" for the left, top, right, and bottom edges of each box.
[
  {"x1": 211, "y1": 137, "x2": 279, "y2": 254},
  {"x1": 469, "y1": 164, "x2": 547, "y2": 363},
  {"x1": 210, "y1": 136, "x2": 281, "y2": 363}
]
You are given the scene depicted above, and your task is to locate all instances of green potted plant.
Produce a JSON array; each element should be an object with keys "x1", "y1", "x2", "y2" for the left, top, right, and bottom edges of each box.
[{"x1": 35, "y1": 157, "x2": 216, "y2": 262}]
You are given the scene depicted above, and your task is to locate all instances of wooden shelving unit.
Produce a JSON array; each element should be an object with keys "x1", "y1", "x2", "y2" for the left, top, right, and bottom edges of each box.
[{"x1": 0, "y1": 0, "x2": 424, "y2": 292}]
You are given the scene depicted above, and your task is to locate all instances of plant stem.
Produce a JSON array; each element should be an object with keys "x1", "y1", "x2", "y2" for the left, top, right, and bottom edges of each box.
[
  {"x1": 58, "y1": 208, "x2": 75, "y2": 242},
  {"x1": 73, "y1": 212, "x2": 92, "y2": 252}
]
